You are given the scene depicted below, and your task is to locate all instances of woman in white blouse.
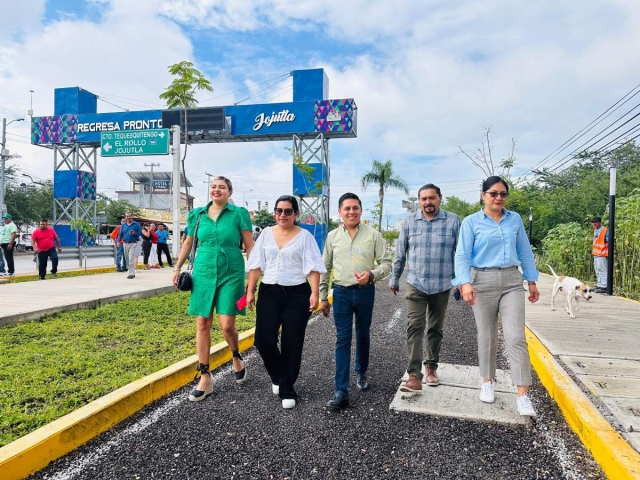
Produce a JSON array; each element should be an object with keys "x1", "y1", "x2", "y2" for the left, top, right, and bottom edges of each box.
[{"x1": 246, "y1": 195, "x2": 326, "y2": 409}]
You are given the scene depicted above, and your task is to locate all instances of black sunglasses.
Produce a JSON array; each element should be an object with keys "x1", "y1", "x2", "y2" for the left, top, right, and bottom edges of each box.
[
  {"x1": 274, "y1": 208, "x2": 295, "y2": 216},
  {"x1": 484, "y1": 191, "x2": 509, "y2": 198}
]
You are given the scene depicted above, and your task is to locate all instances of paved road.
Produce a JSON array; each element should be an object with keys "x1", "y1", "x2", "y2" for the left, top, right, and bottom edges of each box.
[
  {"x1": 31, "y1": 281, "x2": 603, "y2": 479},
  {"x1": 9, "y1": 252, "x2": 116, "y2": 275}
]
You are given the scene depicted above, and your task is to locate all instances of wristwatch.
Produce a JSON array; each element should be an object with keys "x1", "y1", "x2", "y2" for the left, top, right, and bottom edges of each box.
[{"x1": 368, "y1": 271, "x2": 375, "y2": 284}]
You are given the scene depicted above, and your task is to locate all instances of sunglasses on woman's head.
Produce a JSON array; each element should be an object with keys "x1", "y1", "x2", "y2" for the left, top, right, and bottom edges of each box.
[
  {"x1": 484, "y1": 191, "x2": 509, "y2": 198},
  {"x1": 274, "y1": 208, "x2": 295, "y2": 216}
]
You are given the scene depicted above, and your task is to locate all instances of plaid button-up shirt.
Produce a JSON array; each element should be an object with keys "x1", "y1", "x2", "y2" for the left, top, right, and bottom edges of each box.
[{"x1": 390, "y1": 209, "x2": 461, "y2": 294}]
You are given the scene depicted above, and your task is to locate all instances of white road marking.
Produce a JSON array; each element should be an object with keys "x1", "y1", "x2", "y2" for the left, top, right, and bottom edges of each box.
[
  {"x1": 386, "y1": 307, "x2": 404, "y2": 333},
  {"x1": 48, "y1": 352, "x2": 258, "y2": 480}
]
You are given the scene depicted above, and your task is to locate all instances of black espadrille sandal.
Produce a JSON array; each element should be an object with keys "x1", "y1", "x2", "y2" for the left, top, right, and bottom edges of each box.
[
  {"x1": 189, "y1": 363, "x2": 213, "y2": 402},
  {"x1": 232, "y1": 350, "x2": 247, "y2": 384}
]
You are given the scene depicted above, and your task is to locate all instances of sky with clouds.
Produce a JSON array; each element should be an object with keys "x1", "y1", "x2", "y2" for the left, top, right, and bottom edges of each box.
[{"x1": 1, "y1": 0, "x2": 640, "y2": 224}]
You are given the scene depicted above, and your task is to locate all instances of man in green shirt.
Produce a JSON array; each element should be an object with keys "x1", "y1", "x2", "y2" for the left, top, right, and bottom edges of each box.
[
  {"x1": 320, "y1": 192, "x2": 392, "y2": 411},
  {"x1": 1, "y1": 214, "x2": 18, "y2": 276}
]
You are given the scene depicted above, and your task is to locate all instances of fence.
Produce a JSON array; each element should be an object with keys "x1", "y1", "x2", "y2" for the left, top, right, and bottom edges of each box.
[{"x1": 57, "y1": 245, "x2": 117, "y2": 268}]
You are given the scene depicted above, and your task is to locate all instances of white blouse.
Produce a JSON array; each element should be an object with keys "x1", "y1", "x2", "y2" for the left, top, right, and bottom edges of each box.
[{"x1": 247, "y1": 227, "x2": 327, "y2": 285}]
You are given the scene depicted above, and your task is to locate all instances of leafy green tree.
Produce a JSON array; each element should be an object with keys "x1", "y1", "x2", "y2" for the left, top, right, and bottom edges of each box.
[
  {"x1": 159, "y1": 61, "x2": 213, "y2": 208},
  {"x1": 328, "y1": 217, "x2": 340, "y2": 231},
  {"x1": 104, "y1": 199, "x2": 140, "y2": 225},
  {"x1": 253, "y1": 209, "x2": 276, "y2": 229},
  {"x1": 361, "y1": 160, "x2": 409, "y2": 231},
  {"x1": 4, "y1": 180, "x2": 53, "y2": 224},
  {"x1": 441, "y1": 195, "x2": 479, "y2": 220}
]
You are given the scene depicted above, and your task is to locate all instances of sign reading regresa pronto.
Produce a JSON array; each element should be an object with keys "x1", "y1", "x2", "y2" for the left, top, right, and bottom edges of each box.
[{"x1": 100, "y1": 129, "x2": 170, "y2": 157}]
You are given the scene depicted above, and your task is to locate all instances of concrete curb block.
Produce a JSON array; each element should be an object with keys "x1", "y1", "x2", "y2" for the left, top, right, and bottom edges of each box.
[
  {"x1": 0, "y1": 286, "x2": 176, "y2": 326},
  {"x1": 0, "y1": 328, "x2": 256, "y2": 480},
  {"x1": 526, "y1": 327, "x2": 640, "y2": 480}
]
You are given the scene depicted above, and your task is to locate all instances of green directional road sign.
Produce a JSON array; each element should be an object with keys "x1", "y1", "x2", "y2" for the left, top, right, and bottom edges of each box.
[{"x1": 100, "y1": 129, "x2": 170, "y2": 157}]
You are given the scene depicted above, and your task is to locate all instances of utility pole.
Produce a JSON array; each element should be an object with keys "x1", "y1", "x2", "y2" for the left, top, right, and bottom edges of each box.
[
  {"x1": 607, "y1": 168, "x2": 616, "y2": 296},
  {"x1": 1, "y1": 117, "x2": 25, "y2": 217},
  {"x1": 528, "y1": 207, "x2": 533, "y2": 240},
  {"x1": 204, "y1": 171, "x2": 213, "y2": 205},
  {"x1": 145, "y1": 162, "x2": 160, "y2": 209}
]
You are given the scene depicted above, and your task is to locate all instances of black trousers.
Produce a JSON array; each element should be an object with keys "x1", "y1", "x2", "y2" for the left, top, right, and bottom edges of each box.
[
  {"x1": 157, "y1": 242, "x2": 173, "y2": 266},
  {"x1": 254, "y1": 282, "x2": 312, "y2": 400},
  {"x1": 142, "y1": 241, "x2": 152, "y2": 264},
  {"x1": 1, "y1": 243, "x2": 15, "y2": 275},
  {"x1": 38, "y1": 248, "x2": 58, "y2": 278}
]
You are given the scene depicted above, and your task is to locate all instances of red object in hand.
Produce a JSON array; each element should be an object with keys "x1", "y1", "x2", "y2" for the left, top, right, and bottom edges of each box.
[{"x1": 236, "y1": 294, "x2": 247, "y2": 310}]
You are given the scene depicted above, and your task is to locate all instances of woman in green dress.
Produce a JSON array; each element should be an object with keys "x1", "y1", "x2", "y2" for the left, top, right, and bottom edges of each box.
[{"x1": 172, "y1": 176, "x2": 254, "y2": 402}]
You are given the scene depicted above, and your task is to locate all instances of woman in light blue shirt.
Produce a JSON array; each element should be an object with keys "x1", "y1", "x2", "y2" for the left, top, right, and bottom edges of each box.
[{"x1": 453, "y1": 176, "x2": 540, "y2": 417}]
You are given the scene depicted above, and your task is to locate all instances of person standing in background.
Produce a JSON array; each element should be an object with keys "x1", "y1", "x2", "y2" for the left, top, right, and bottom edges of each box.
[
  {"x1": 111, "y1": 217, "x2": 127, "y2": 272},
  {"x1": 156, "y1": 223, "x2": 173, "y2": 268},
  {"x1": 0, "y1": 214, "x2": 18, "y2": 277},
  {"x1": 591, "y1": 216, "x2": 609, "y2": 293},
  {"x1": 117, "y1": 212, "x2": 142, "y2": 279},
  {"x1": 31, "y1": 220, "x2": 62, "y2": 280}
]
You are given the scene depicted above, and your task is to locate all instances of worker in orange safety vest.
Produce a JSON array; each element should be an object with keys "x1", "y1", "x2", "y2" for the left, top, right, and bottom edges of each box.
[{"x1": 591, "y1": 216, "x2": 609, "y2": 293}]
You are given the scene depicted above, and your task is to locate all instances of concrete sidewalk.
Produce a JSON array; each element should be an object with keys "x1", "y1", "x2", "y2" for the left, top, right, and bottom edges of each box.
[
  {"x1": 525, "y1": 273, "x2": 640, "y2": 453},
  {"x1": 0, "y1": 268, "x2": 175, "y2": 326}
]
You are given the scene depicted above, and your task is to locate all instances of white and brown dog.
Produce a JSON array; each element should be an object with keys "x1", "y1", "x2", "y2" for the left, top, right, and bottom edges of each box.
[{"x1": 546, "y1": 264, "x2": 593, "y2": 319}]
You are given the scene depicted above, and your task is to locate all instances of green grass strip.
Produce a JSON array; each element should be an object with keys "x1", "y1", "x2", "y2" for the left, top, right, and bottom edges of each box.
[{"x1": 0, "y1": 291, "x2": 255, "y2": 447}]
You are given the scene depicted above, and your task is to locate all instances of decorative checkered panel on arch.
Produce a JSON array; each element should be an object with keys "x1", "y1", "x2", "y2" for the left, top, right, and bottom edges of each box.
[
  {"x1": 31, "y1": 114, "x2": 78, "y2": 145},
  {"x1": 77, "y1": 230, "x2": 96, "y2": 247},
  {"x1": 314, "y1": 99, "x2": 356, "y2": 132},
  {"x1": 77, "y1": 171, "x2": 96, "y2": 200}
]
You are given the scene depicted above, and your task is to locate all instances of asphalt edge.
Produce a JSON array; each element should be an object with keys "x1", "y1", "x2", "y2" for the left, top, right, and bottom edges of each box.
[
  {"x1": 526, "y1": 327, "x2": 640, "y2": 480},
  {"x1": 0, "y1": 328, "x2": 256, "y2": 480}
]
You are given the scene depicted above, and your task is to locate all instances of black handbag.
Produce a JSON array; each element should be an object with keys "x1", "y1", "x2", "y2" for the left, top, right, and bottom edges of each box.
[{"x1": 177, "y1": 210, "x2": 205, "y2": 292}]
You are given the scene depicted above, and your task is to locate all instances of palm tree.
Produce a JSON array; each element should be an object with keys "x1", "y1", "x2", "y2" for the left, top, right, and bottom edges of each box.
[
  {"x1": 159, "y1": 61, "x2": 213, "y2": 208},
  {"x1": 361, "y1": 159, "x2": 409, "y2": 231}
]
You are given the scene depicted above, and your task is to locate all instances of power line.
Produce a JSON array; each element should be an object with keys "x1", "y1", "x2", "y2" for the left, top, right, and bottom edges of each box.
[
  {"x1": 200, "y1": 72, "x2": 291, "y2": 104},
  {"x1": 546, "y1": 118, "x2": 640, "y2": 174},
  {"x1": 519, "y1": 82, "x2": 640, "y2": 180},
  {"x1": 235, "y1": 79, "x2": 292, "y2": 105}
]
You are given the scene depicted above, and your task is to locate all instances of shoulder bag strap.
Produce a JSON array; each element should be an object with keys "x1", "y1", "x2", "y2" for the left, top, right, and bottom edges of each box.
[{"x1": 187, "y1": 210, "x2": 206, "y2": 272}]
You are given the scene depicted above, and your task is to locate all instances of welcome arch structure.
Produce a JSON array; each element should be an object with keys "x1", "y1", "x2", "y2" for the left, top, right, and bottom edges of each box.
[{"x1": 31, "y1": 68, "x2": 357, "y2": 249}]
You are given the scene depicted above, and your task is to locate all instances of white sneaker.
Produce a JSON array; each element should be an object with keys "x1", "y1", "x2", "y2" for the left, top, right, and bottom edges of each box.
[
  {"x1": 272, "y1": 384, "x2": 279, "y2": 395},
  {"x1": 479, "y1": 381, "x2": 495, "y2": 403},
  {"x1": 282, "y1": 399, "x2": 295, "y2": 409},
  {"x1": 516, "y1": 394, "x2": 536, "y2": 416}
]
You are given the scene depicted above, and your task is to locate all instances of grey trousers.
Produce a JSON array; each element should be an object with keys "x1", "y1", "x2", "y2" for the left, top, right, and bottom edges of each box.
[
  {"x1": 405, "y1": 283, "x2": 451, "y2": 378},
  {"x1": 470, "y1": 267, "x2": 532, "y2": 386},
  {"x1": 124, "y1": 243, "x2": 137, "y2": 276},
  {"x1": 594, "y1": 256, "x2": 607, "y2": 289}
]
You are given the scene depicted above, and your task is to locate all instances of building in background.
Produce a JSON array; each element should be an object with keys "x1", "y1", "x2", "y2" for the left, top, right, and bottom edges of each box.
[{"x1": 116, "y1": 172, "x2": 194, "y2": 212}]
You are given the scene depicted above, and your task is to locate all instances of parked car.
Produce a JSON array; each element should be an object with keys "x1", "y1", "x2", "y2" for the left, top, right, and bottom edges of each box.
[{"x1": 15, "y1": 233, "x2": 33, "y2": 252}]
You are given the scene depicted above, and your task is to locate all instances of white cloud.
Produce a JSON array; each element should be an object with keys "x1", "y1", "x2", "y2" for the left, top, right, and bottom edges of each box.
[{"x1": 2, "y1": 0, "x2": 640, "y2": 226}]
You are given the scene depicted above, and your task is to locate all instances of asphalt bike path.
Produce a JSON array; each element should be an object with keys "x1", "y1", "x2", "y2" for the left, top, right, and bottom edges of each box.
[{"x1": 31, "y1": 280, "x2": 603, "y2": 479}]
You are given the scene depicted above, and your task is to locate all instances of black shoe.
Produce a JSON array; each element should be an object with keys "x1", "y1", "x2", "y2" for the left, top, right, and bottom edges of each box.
[
  {"x1": 356, "y1": 373, "x2": 369, "y2": 391},
  {"x1": 325, "y1": 393, "x2": 349, "y2": 412},
  {"x1": 594, "y1": 287, "x2": 607, "y2": 293},
  {"x1": 127, "y1": 275, "x2": 135, "y2": 279}
]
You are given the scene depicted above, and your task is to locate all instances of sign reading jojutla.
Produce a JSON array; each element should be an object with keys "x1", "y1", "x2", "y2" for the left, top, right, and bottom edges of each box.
[{"x1": 100, "y1": 128, "x2": 170, "y2": 156}]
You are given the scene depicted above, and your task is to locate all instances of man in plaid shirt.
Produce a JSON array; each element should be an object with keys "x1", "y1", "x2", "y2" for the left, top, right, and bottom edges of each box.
[{"x1": 390, "y1": 184, "x2": 461, "y2": 392}]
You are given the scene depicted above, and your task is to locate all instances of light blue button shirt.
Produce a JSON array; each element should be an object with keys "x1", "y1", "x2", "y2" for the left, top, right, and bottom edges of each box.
[{"x1": 452, "y1": 209, "x2": 538, "y2": 286}]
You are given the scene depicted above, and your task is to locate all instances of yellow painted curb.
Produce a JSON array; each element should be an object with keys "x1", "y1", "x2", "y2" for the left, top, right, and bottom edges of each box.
[
  {"x1": 0, "y1": 329, "x2": 256, "y2": 480},
  {"x1": 526, "y1": 327, "x2": 640, "y2": 480}
]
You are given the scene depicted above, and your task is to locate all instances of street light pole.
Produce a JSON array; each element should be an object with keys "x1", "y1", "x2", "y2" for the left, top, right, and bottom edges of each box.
[
  {"x1": 1, "y1": 117, "x2": 25, "y2": 217},
  {"x1": 242, "y1": 189, "x2": 253, "y2": 209}
]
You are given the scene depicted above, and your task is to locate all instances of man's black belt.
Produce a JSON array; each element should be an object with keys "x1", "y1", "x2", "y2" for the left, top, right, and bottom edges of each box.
[{"x1": 333, "y1": 283, "x2": 374, "y2": 290}]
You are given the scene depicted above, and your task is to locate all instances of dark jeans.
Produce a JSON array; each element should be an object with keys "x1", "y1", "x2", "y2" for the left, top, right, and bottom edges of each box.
[
  {"x1": 38, "y1": 248, "x2": 58, "y2": 278},
  {"x1": 157, "y1": 242, "x2": 173, "y2": 267},
  {"x1": 254, "y1": 282, "x2": 312, "y2": 400},
  {"x1": 142, "y1": 241, "x2": 152, "y2": 264},
  {"x1": 332, "y1": 284, "x2": 375, "y2": 398},
  {"x1": 116, "y1": 243, "x2": 127, "y2": 270},
  {"x1": 1, "y1": 243, "x2": 15, "y2": 274},
  {"x1": 405, "y1": 284, "x2": 451, "y2": 377}
]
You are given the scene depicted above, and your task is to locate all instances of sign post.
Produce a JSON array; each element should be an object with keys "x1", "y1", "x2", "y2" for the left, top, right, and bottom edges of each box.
[
  {"x1": 100, "y1": 129, "x2": 170, "y2": 157},
  {"x1": 171, "y1": 125, "x2": 181, "y2": 260}
]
